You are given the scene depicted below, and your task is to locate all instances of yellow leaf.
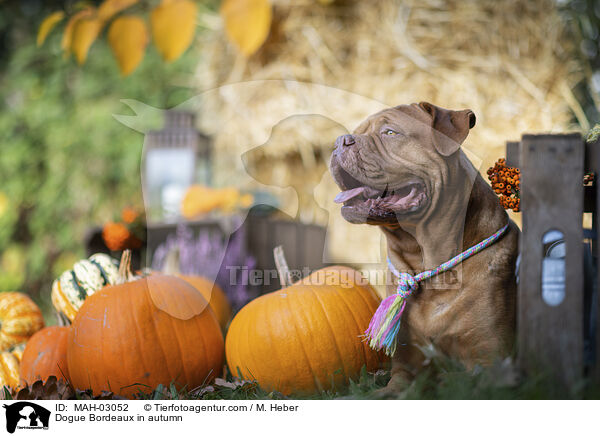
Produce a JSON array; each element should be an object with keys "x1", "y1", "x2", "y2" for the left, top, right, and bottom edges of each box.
[
  {"x1": 0, "y1": 192, "x2": 8, "y2": 218},
  {"x1": 108, "y1": 16, "x2": 148, "y2": 76},
  {"x1": 37, "y1": 11, "x2": 65, "y2": 47},
  {"x1": 220, "y1": 0, "x2": 272, "y2": 57},
  {"x1": 71, "y1": 16, "x2": 103, "y2": 64},
  {"x1": 150, "y1": 0, "x2": 197, "y2": 62},
  {"x1": 61, "y1": 8, "x2": 94, "y2": 53},
  {"x1": 98, "y1": 0, "x2": 139, "y2": 21}
]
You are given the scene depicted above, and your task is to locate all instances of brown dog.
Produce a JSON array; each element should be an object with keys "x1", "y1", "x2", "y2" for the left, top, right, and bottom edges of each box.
[{"x1": 329, "y1": 102, "x2": 519, "y2": 388}]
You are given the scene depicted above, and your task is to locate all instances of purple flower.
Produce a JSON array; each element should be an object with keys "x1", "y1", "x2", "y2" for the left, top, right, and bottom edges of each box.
[{"x1": 151, "y1": 220, "x2": 257, "y2": 311}]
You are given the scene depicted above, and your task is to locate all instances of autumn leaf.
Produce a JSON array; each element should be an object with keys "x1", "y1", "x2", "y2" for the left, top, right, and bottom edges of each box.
[
  {"x1": 37, "y1": 11, "x2": 65, "y2": 47},
  {"x1": 150, "y1": 0, "x2": 197, "y2": 62},
  {"x1": 71, "y1": 16, "x2": 103, "y2": 64},
  {"x1": 61, "y1": 8, "x2": 95, "y2": 53},
  {"x1": 220, "y1": 0, "x2": 272, "y2": 57},
  {"x1": 98, "y1": 0, "x2": 139, "y2": 21},
  {"x1": 108, "y1": 16, "x2": 148, "y2": 76}
]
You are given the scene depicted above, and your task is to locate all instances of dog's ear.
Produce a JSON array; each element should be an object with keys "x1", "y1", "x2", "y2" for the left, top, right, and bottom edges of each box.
[{"x1": 418, "y1": 102, "x2": 476, "y2": 156}]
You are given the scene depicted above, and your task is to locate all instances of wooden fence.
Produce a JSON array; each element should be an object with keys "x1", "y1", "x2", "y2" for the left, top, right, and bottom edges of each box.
[
  {"x1": 86, "y1": 210, "x2": 327, "y2": 295},
  {"x1": 506, "y1": 133, "x2": 599, "y2": 385}
]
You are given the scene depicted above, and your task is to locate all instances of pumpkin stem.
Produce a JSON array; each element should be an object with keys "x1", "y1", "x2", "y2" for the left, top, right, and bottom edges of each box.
[
  {"x1": 116, "y1": 250, "x2": 136, "y2": 285},
  {"x1": 162, "y1": 247, "x2": 182, "y2": 275},
  {"x1": 273, "y1": 245, "x2": 293, "y2": 287}
]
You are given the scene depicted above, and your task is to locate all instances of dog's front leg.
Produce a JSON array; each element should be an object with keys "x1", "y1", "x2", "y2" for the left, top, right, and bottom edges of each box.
[{"x1": 372, "y1": 327, "x2": 425, "y2": 398}]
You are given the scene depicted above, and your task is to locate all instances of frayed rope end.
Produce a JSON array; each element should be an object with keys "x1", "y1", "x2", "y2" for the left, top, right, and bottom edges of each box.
[{"x1": 364, "y1": 293, "x2": 407, "y2": 357}]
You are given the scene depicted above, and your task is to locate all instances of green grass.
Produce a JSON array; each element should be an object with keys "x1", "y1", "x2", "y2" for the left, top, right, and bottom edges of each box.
[
  {"x1": 134, "y1": 366, "x2": 390, "y2": 400},
  {"x1": 135, "y1": 352, "x2": 600, "y2": 400},
  {"x1": 13, "y1": 346, "x2": 597, "y2": 400}
]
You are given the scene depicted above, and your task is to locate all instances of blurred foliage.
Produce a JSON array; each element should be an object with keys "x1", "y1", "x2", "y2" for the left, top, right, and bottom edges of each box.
[
  {"x1": 0, "y1": 1, "x2": 200, "y2": 311},
  {"x1": 558, "y1": 0, "x2": 600, "y2": 124},
  {"x1": 36, "y1": 0, "x2": 269, "y2": 76}
]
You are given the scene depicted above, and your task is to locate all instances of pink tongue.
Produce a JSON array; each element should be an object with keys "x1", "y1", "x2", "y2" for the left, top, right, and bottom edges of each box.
[{"x1": 334, "y1": 187, "x2": 366, "y2": 203}]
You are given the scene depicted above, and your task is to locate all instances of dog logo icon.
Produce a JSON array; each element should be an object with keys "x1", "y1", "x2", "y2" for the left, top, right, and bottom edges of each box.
[{"x1": 3, "y1": 402, "x2": 50, "y2": 433}]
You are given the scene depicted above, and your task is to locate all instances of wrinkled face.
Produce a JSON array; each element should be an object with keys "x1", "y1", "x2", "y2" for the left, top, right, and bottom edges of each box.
[{"x1": 329, "y1": 103, "x2": 475, "y2": 225}]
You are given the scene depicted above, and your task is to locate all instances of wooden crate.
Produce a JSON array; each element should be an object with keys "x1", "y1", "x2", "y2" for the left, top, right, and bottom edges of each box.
[
  {"x1": 86, "y1": 210, "x2": 327, "y2": 295},
  {"x1": 507, "y1": 133, "x2": 599, "y2": 385}
]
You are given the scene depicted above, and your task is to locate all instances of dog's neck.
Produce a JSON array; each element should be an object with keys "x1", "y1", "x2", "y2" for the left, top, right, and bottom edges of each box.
[{"x1": 383, "y1": 153, "x2": 508, "y2": 273}]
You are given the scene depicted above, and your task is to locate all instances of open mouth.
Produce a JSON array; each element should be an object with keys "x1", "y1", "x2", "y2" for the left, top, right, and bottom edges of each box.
[{"x1": 331, "y1": 161, "x2": 427, "y2": 223}]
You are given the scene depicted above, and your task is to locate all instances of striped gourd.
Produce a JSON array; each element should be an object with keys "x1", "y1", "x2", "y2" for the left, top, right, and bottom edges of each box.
[
  {"x1": 0, "y1": 351, "x2": 20, "y2": 389},
  {"x1": 51, "y1": 254, "x2": 119, "y2": 322},
  {"x1": 0, "y1": 292, "x2": 44, "y2": 351}
]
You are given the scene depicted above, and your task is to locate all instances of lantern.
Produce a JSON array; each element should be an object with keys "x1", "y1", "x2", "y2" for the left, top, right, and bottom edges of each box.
[{"x1": 142, "y1": 111, "x2": 212, "y2": 222}]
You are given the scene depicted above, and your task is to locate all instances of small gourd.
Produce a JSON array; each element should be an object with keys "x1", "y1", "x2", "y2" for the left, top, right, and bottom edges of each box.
[{"x1": 51, "y1": 253, "x2": 119, "y2": 321}]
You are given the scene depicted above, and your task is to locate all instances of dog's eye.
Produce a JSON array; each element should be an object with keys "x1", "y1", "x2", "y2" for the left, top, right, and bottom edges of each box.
[{"x1": 383, "y1": 129, "x2": 397, "y2": 136}]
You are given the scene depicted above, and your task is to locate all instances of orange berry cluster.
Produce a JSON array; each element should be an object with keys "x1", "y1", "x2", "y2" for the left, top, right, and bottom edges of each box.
[
  {"x1": 488, "y1": 158, "x2": 596, "y2": 213},
  {"x1": 487, "y1": 158, "x2": 520, "y2": 212},
  {"x1": 102, "y1": 206, "x2": 144, "y2": 251}
]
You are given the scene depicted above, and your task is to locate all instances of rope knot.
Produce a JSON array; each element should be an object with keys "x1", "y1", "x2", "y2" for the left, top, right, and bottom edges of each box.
[
  {"x1": 369, "y1": 223, "x2": 509, "y2": 356},
  {"x1": 396, "y1": 272, "x2": 418, "y2": 297}
]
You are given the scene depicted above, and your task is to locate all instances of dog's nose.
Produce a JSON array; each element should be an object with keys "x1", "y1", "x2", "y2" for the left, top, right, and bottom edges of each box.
[{"x1": 335, "y1": 134, "x2": 355, "y2": 148}]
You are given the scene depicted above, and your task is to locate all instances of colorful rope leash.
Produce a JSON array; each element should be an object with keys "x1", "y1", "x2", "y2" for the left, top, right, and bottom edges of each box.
[{"x1": 365, "y1": 223, "x2": 510, "y2": 356}]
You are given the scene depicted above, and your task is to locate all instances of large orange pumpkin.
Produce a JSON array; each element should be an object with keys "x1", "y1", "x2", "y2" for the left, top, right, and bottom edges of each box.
[
  {"x1": 225, "y1": 259, "x2": 386, "y2": 395},
  {"x1": 67, "y1": 251, "x2": 224, "y2": 398},
  {"x1": 20, "y1": 326, "x2": 70, "y2": 385},
  {"x1": 159, "y1": 248, "x2": 232, "y2": 330},
  {"x1": 0, "y1": 292, "x2": 44, "y2": 351},
  {"x1": 179, "y1": 276, "x2": 231, "y2": 330}
]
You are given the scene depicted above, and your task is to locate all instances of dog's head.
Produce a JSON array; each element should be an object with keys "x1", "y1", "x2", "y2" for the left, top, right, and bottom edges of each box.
[{"x1": 330, "y1": 102, "x2": 476, "y2": 225}]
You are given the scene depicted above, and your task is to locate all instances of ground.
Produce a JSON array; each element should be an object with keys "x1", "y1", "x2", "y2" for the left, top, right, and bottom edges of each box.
[{"x1": 142, "y1": 353, "x2": 600, "y2": 400}]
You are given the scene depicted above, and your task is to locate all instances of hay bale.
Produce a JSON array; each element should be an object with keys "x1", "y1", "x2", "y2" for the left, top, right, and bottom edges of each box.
[{"x1": 194, "y1": 0, "x2": 584, "y2": 267}]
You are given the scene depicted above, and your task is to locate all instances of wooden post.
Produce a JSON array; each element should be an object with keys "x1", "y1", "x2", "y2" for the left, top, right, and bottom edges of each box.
[
  {"x1": 518, "y1": 133, "x2": 584, "y2": 385},
  {"x1": 587, "y1": 136, "x2": 600, "y2": 380},
  {"x1": 506, "y1": 141, "x2": 521, "y2": 168}
]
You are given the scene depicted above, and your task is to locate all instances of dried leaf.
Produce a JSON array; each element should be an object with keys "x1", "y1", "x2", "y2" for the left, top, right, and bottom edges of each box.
[
  {"x1": 37, "y1": 11, "x2": 65, "y2": 47},
  {"x1": 71, "y1": 16, "x2": 103, "y2": 64},
  {"x1": 61, "y1": 8, "x2": 94, "y2": 53},
  {"x1": 220, "y1": 0, "x2": 272, "y2": 57},
  {"x1": 188, "y1": 385, "x2": 214, "y2": 397},
  {"x1": 213, "y1": 378, "x2": 238, "y2": 389},
  {"x1": 108, "y1": 15, "x2": 148, "y2": 76},
  {"x1": 150, "y1": 0, "x2": 197, "y2": 62},
  {"x1": 214, "y1": 377, "x2": 257, "y2": 390},
  {"x1": 98, "y1": 0, "x2": 139, "y2": 21},
  {"x1": 15, "y1": 377, "x2": 126, "y2": 400}
]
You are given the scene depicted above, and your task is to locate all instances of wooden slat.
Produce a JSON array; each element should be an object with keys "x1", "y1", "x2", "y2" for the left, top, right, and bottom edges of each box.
[
  {"x1": 506, "y1": 141, "x2": 521, "y2": 168},
  {"x1": 303, "y1": 225, "x2": 328, "y2": 271},
  {"x1": 274, "y1": 221, "x2": 299, "y2": 276},
  {"x1": 518, "y1": 133, "x2": 584, "y2": 385},
  {"x1": 585, "y1": 138, "x2": 600, "y2": 173},
  {"x1": 246, "y1": 214, "x2": 273, "y2": 280},
  {"x1": 592, "y1": 136, "x2": 600, "y2": 381}
]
